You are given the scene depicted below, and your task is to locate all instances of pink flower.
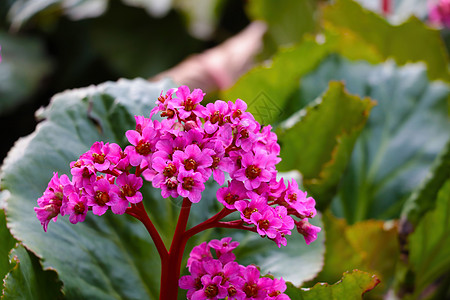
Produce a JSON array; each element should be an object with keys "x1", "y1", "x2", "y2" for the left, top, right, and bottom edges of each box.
[
  {"x1": 265, "y1": 278, "x2": 289, "y2": 300},
  {"x1": 173, "y1": 144, "x2": 213, "y2": 181},
  {"x1": 81, "y1": 142, "x2": 121, "y2": 171},
  {"x1": 177, "y1": 170, "x2": 205, "y2": 203},
  {"x1": 117, "y1": 173, "x2": 143, "y2": 204},
  {"x1": 296, "y1": 218, "x2": 321, "y2": 245},
  {"x1": 85, "y1": 178, "x2": 120, "y2": 216},
  {"x1": 65, "y1": 193, "x2": 88, "y2": 224},
  {"x1": 241, "y1": 265, "x2": 272, "y2": 299},
  {"x1": 250, "y1": 207, "x2": 283, "y2": 239},
  {"x1": 283, "y1": 179, "x2": 316, "y2": 219},
  {"x1": 125, "y1": 124, "x2": 157, "y2": 167},
  {"x1": 233, "y1": 151, "x2": 273, "y2": 190},
  {"x1": 429, "y1": 0, "x2": 450, "y2": 28},
  {"x1": 173, "y1": 85, "x2": 206, "y2": 119},
  {"x1": 187, "y1": 241, "x2": 213, "y2": 271},
  {"x1": 235, "y1": 193, "x2": 268, "y2": 223},
  {"x1": 217, "y1": 180, "x2": 248, "y2": 210},
  {"x1": 191, "y1": 275, "x2": 228, "y2": 300}
]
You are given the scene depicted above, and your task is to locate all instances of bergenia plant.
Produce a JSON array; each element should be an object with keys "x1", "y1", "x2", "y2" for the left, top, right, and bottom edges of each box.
[{"x1": 34, "y1": 85, "x2": 320, "y2": 299}]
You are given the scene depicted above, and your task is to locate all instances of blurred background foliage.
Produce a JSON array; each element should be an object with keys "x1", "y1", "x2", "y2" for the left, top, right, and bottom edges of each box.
[{"x1": 0, "y1": 0, "x2": 449, "y2": 299}]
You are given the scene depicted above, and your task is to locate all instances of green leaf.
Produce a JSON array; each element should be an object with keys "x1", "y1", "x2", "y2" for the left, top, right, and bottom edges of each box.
[
  {"x1": 0, "y1": 192, "x2": 16, "y2": 282},
  {"x1": 220, "y1": 27, "x2": 385, "y2": 125},
  {"x1": 286, "y1": 270, "x2": 380, "y2": 300},
  {"x1": 1, "y1": 245, "x2": 63, "y2": 300},
  {"x1": 323, "y1": 0, "x2": 450, "y2": 82},
  {"x1": 220, "y1": 37, "x2": 330, "y2": 125},
  {"x1": 294, "y1": 55, "x2": 450, "y2": 222},
  {"x1": 0, "y1": 31, "x2": 52, "y2": 115},
  {"x1": 400, "y1": 140, "x2": 450, "y2": 231},
  {"x1": 1, "y1": 78, "x2": 177, "y2": 299},
  {"x1": 309, "y1": 211, "x2": 399, "y2": 298},
  {"x1": 277, "y1": 81, "x2": 375, "y2": 208},
  {"x1": 246, "y1": 0, "x2": 317, "y2": 57},
  {"x1": 406, "y1": 180, "x2": 450, "y2": 299}
]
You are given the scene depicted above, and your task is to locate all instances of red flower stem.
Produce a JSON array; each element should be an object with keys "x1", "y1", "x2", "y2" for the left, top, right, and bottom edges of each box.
[
  {"x1": 126, "y1": 203, "x2": 168, "y2": 261},
  {"x1": 182, "y1": 208, "x2": 234, "y2": 240},
  {"x1": 159, "y1": 197, "x2": 192, "y2": 300}
]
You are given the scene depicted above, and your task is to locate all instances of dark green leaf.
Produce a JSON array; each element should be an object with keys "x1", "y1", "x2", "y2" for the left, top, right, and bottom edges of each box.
[
  {"x1": 406, "y1": 179, "x2": 450, "y2": 299},
  {"x1": 1, "y1": 245, "x2": 63, "y2": 300},
  {"x1": 286, "y1": 270, "x2": 380, "y2": 300},
  {"x1": 294, "y1": 55, "x2": 449, "y2": 222},
  {"x1": 277, "y1": 81, "x2": 375, "y2": 208},
  {"x1": 323, "y1": 0, "x2": 450, "y2": 82}
]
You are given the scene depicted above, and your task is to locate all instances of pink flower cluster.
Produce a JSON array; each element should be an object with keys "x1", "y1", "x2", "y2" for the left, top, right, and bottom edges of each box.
[
  {"x1": 35, "y1": 85, "x2": 319, "y2": 246},
  {"x1": 429, "y1": 0, "x2": 450, "y2": 28},
  {"x1": 34, "y1": 141, "x2": 143, "y2": 231},
  {"x1": 180, "y1": 237, "x2": 289, "y2": 300}
]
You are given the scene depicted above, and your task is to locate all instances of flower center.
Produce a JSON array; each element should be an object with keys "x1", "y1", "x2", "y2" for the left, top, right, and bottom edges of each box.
[
  {"x1": 95, "y1": 191, "x2": 109, "y2": 206},
  {"x1": 182, "y1": 177, "x2": 195, "y2": 190},
  {"x1": 184, "y1": 97, "x2": 196, "y2": 111},
  {"x1": 243, "y1": 208, "x2": 258, "y2": 219},
  {"x1": 121, "y1": 184, "x2": 136, "y2": 198},
  {"x1": 288, "y1": 193, "x2": 297, "y2": 202},
  {"x1": 166, "y1": 179, "x2": 178, "y2": 190},
  {"x1": 92, "y1": 153, "x2": 105, "y2": 164},
  {"x1": 258, "y1": 219, "x2": 270, "y2": 230},
  {"x1": 210, "y1": 111, "x2": 221, "y2": 124},
  {"x1": 228, "y1": 285, "x2": 237, "y2": 297},
  {"x1": 184, "y1": 158, "x2": 197, "y2": 171},
  {"x1": 232, "y1": 109, "x2": 242, "y2": 119},
  {"x1": 224, "y1": 193, "x2": 239, "y2": 205},
  {"x1": 212, "y1": 156, "x2": 220, "y2": 168},
  {"x1": 163, "y1": 163, "x2": 177, "y2": 177},
  {"x1": 240, "y1": 129, "x2": 249, "y2": 139},
  {"x1": 205, "y1": 284, "x2": 219, "y2": 298},
  {"x1": 244, "y1": 283, "x2": 258, "y2": 298},
  {"x1": 136, "y1": 140, "x2": 152, "y2": 156},
  {"x1": 161, "y1": 109, "x2": 175, "y2": 118},
  {"x1": 245, "y1": 165, "x2": 261, "y2": 180},
  {"x1": 74, "y1": 202, "x2": 85, "y2": 214}
]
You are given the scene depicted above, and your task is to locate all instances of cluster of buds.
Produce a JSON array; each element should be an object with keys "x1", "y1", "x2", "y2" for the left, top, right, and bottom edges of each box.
[
  {"x1": 180, "y1": 237, "x2": 289, "y2": 300},
  {"x1": 35, "y1": 85, "x2": 320, "y2": 246}
]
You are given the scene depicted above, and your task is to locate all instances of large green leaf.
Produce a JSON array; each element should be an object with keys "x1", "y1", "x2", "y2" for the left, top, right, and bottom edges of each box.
[
  {"x1": 0, "y1": 31, "x2": 52, "y2": 115},
  {"x1": 1, "y1": 78, "x2": 177, "y2": 299},
  {"x1": 1, "y1": 245, "x2": 63, "y2": 300},
  {"x1": 293, "y1": 55, "x2": 450, "y2": 222},
  {"x1": 277, "y1": 81, "x2": 375, "y2": 208},
  {"x1": 323, "y1": 0, "x2": 450, "y2": 82},
  {"x1": 286, "y1": 270, "x2": 380, "y2": 300},
  {"x1": 403, "y1": 180, "x2": 450, "y2": 299}
]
